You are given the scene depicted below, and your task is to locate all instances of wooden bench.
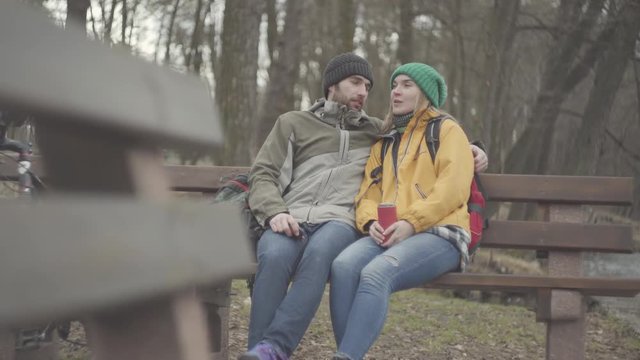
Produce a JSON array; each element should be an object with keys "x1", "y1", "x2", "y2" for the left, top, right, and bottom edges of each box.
[{"x1": 165, "y1": 165, "x2": 640, "y2": 360}]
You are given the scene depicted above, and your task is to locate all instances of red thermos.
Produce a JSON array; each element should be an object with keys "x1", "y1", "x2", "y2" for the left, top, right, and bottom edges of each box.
[{"x1": 377, "y1": 203, "x2": 397, "y2": 242}]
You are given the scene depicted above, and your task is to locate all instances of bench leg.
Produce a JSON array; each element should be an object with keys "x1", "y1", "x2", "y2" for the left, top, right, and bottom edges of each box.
[
  {"x1": 83, "y1": 289, "x2": 211, "y2": 360},
  {"x1": 541, "y1": 205, "x2": 587, "y2": 360},
  {"x1": 199, "y1": 280, "x2": 232, "y2": 360},
  {"x1": 0, "y1": 329, "x2": 16, "y2": 360},
  {"x1": 539, "y1": 289, "x2": 586, "y2": 360},
  {"x1": 546, "y1": 315, "x2": 586, "y2": 360}
]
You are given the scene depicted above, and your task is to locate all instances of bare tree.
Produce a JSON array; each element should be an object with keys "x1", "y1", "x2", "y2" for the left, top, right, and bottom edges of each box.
[
  {"x1": 214, "y1": 0, "x2": 265, "y2": 165},
  {"x1": 185, "y1": 0, "x2": 205, "y2": 70},
  {"x1": 164, "y1": 0, "x2": 181, "y2": 64},
  {"x1": 255, "y1": 0, "x2": 310, "y2": 149},
  {"x1": 396, "y1": 0, "x2": 414, "y2": 64},
  {"x1": 265, "y1": 0, "x2": 278, "y2": 63},
  {"x1": 503, "y1": 0, "x2": 612, "y2": 176},
  {"x1": 66, "y1": 0, "x2": 90, "y2": 32},
  {"x1": 479, "y1": 0, "x2": 520, "y2": 161},
  {"x1": 562, "y1": 0, "x2": 640, "y2": 175}
]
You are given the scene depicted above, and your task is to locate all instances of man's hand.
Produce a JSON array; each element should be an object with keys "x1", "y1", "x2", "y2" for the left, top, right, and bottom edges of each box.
[
  {"x1": 471, "y1": 144, "x2": 488, "y2": 173},
  {"x1": 269, "y1": 213, "x2": 300, "y2": 238},
  {"x1": 381, "y1": 220, "x2": 415, "y2": 248}
]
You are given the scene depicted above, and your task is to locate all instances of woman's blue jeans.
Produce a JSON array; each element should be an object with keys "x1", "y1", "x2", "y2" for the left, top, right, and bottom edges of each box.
[
  {"x1": 248, "y1": 220, "x2": 358, "y2": 356},
  {"x1": 330, "y1": 233, "x2": 460, "y2": 360}
]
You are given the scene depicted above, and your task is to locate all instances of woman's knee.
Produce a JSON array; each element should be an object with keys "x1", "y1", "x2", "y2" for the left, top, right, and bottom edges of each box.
[
  {"x1": 359, "y1": 258, "x2": 393, "y2": 291},
  {"x1": 331, "y1": 253, "x2": 351, "y2": 277}
]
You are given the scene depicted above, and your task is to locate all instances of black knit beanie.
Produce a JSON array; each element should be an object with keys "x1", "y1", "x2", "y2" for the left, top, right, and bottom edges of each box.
[{"x1": 322, "y1": 53, "x2": 374, "y2": 98}]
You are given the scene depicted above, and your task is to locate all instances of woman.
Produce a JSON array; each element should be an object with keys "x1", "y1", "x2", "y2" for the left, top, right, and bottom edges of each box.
[{"x1": 329, "y1": 63, "x2": 474, "y2": 360}]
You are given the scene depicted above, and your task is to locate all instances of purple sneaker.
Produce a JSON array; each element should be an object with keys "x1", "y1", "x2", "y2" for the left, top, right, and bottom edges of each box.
[{"x1": 238, "y1": 341, "x2": 289, "y2": 360}]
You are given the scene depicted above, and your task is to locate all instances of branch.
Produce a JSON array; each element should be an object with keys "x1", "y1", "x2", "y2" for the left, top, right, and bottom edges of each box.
[
  {"x1": 518, "y1": 10, "x2": 551, "y2": 29},
  {"x1": 634, "y1": 55, "x2": 640, "y2": 127},
  {"x1": 88, "y1": 2, "x2": 100, "y2": 40},
  {"x1": 605, "y1": 128, "x2": 640, "y2": 162},
  {"x1": 559, "y1": 108, "x2": 583, "y2": 119},
  {"x1": 562, "y1": 15, "x2": 616, "y2": 93},
  {"x1": 515, "y1": 25, "x2": 557, "y2": 37}
]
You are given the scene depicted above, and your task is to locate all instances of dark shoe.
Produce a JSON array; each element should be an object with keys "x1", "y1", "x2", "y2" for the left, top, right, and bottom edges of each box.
[{"x1": 239, "y1": 341, "x2": 288, "y2": 360}]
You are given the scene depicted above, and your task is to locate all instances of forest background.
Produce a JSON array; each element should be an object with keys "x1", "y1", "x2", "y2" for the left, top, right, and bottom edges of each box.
[{"x1": 14, "y1": 0, "x2": 640, "y2": 220}]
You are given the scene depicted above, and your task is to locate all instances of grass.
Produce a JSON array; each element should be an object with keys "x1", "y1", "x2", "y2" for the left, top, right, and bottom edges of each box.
[
  {"x1": 227, "y1": 281, "x2": 640, "y2": 360},
  {"x1": 58, "y1": 280, "x2": 640, "y2": 359}
]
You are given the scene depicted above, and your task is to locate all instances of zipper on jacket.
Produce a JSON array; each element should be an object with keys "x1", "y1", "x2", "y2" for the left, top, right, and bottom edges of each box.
[
  {"x1": 307, "y1": 128, "x2": 347, "y2": 221},
  {"x1": 414, "y1": 183, "x2": 428, "y2": 199},
  {"x1": 393, "y1": 119, "x2": 419, "y2": 203}
]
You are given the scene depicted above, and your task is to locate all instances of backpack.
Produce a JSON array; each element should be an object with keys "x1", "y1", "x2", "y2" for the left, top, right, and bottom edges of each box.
[
  {"x1": 377, "y1": 115, "x2": 488, "y2": 255},
  {"x1": 212, "y1": 173, "x2": 263, "y2": 294},
  {"x1": 212, "y1": 173, "x2": 264, "y2": 256}
]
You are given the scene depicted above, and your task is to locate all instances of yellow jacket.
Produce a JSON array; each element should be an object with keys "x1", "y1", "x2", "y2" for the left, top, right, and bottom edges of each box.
[{"x1": 355, "y1": 108, "x2": 474, "y2": 234}]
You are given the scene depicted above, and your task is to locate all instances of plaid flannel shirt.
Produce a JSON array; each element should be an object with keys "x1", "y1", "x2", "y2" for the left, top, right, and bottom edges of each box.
[{"x1": 425, "y1": 225, "x2": 471, "y2": 272}]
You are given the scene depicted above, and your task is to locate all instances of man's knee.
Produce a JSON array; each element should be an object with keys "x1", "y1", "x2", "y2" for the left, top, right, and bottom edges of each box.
[
  {"x1": 331, "y1": 253, "x2": 352, "y2": 277},
  {"x1": 258, "y1": 247, "x2": 294, "y2": 269}
]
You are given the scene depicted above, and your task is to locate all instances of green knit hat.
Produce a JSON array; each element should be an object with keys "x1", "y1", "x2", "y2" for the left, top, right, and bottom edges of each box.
[{"x1": 390, "y1": 63, "x2": 447, "y2": 108}]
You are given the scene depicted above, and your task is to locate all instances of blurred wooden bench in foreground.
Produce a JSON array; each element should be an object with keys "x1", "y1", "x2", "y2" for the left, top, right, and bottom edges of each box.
[{"x1": 0, "y1": 2, "x2": 252, "y2": 360}]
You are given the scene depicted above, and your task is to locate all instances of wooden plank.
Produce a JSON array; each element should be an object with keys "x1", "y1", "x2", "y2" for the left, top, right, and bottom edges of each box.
[
  {"x1": 0, "y1": 198, "x2": 253, "y2": 326},
  {"x1": 478, "y1": 174, "x2": 633, "y2": 205},
  {"x1": 0, "y1": 2, "x2": 222, "y2": 149},
  {"x1": 4, "y1": 162, "x2": 635, "y2": 207},
  {"x1": 427, "y1": 273, "x2": 640, "y2": 297},
  {"x1": 482, "y1": 220, "x2": 633, "y2": 253},
  {"x1": 164, "y1": 170, "x2": 635, "y2": 205},
  {"x1": 166, "y1": 165, "x2": 249, "y2": 193}
]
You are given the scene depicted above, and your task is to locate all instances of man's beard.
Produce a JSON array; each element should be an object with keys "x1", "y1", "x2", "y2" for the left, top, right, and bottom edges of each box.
[{"x1": 332, "y1": 87, "x2": 363, "y2": 111}]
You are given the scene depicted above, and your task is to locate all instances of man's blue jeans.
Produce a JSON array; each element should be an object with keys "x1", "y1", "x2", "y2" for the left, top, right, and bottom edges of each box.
[
  {"x1": 330, "y1": 233, "x2": 460, "y2": 360},
  {"x1": 248, "y1": 220, "x2": 359, "y2": 356}
]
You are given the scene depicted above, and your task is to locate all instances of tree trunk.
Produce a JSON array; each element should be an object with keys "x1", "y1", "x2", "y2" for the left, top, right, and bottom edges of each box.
[
  {"x1": 337, "y1": 0, "x2": 356, "y2": 52},
  {"x1": 105, "y1": 0, "x2": 118, "y2": 42},
  {"x1": 164, "y1": 0, "x2": 181, "y2": 65},
  {"x1": 255, "y1": 0, "x2": 309, "y2": 150},
  {"x1": 185, "y1": 0, "x2": 206, "y2": 70},
  {"x1": 214, "y1": 0, "x2": 265, "y2": 165},
  {"x1": 126, "y1": 0, "x2": 142, "y2": 47},
  {"x1": 266, "y1": 0, "x2": 277, "y2": 63},
  {"x1": 445, "y1": 0, "x2": 463, "y2": 118},
  {"x1": 503, "y1": 0, "x2": 607, "y2": 177},
  {"x1": 153, "y1": 5, "x2": 169, "y2": 63},
  {"x1": 503, "y1": 0, "x2": 609, "y2": 220},
  {"x1": 66, "y1": 0, "x2": 90, "y2": 32},
  {"x1": 396, "y1": 0, "x2": 414, "y2": 64},
  {"x1": 562, "y1": 0, "x2": 640, "y2": 175},
  {"x1": 121, "y1": 0, "x2": 128, "y2": 44},
  {"x1": 480, "y1": 0, "x2": 520, "y2": 160}
]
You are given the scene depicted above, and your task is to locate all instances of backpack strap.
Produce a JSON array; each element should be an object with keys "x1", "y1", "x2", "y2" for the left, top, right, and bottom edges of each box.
[
  {"x1": 425, "y1": 115, "x2": 448, "y2": 163},
  {"x1": 370, "y1": 132, "x2": 400, "y2": 182}
]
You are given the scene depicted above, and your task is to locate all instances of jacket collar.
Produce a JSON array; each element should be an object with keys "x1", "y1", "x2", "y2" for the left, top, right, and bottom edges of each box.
[{"x1": 307, "y1": 99, "x2": 370, "y2": 128}]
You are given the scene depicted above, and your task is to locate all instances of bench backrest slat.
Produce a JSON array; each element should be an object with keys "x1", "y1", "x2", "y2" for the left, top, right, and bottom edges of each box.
[
  {"x1": 483, "y1": 220, "x2": 634, "y2": 253},
  {"x1": 166, "y1": 165, "x2": 249, "y2": 193},
  {"x1": 3, "y1": 163, "x2": 633, "y2": 207},
  {"x1": 162, "y1": 167, "x2": 634, "y2": 206},
  {"x1": 479, "y1": 174, "x2": 633, "y2": 205}
]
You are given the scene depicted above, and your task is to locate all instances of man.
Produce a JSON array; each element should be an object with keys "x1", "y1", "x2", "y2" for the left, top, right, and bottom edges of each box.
[{"x1": 240, "y1": 53, "x2": 487, "y2": 360}]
